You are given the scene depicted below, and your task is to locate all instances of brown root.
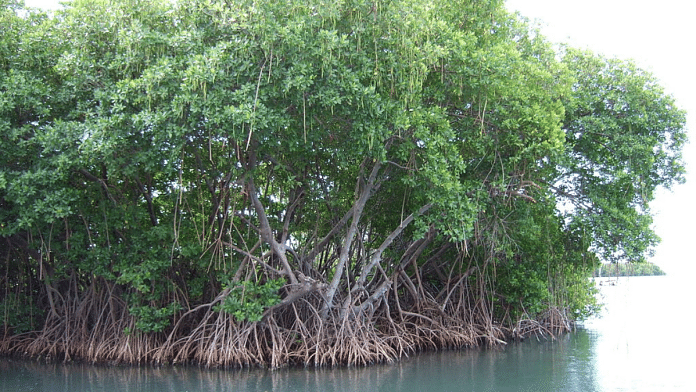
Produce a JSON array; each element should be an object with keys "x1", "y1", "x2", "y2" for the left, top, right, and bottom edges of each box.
[{"x1": 1, "y1": 273, "x2": 576, "y2": 368}]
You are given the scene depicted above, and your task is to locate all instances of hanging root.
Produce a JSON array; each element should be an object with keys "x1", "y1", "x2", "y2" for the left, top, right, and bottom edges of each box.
[{"x1": 2, "y1": 278, "x2": 161, "y2": 364}]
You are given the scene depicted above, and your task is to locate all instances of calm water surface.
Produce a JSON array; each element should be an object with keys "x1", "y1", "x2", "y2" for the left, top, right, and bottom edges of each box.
[{"x1": 1, "y1": 275, "x2": 692, "y2": 391}]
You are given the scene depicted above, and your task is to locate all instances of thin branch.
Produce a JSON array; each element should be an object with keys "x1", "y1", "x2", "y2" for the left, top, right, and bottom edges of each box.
[
  {"x1": 322, "y1": 160, "x2": 382, "y2": 314},
  {"x1": 224, "y1": 241, "x2": 284, "y2": 276},
  {"x1": 357, "y1": 203, "x2": 433, "y2": 287}
]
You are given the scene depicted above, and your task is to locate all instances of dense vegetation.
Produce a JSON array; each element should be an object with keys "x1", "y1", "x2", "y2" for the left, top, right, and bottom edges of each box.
[
  {"x1": 1, "y1": 0, "x2": 686, "y2": 367},
  {"x1": 595, "y1": 262, "x2": 666, "y2": 277}
]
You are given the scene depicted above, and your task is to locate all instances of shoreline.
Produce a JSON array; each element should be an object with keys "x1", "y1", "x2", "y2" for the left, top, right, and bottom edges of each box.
[{"x1": 1, "y1": 306, "x2": 573, "y2": 369}]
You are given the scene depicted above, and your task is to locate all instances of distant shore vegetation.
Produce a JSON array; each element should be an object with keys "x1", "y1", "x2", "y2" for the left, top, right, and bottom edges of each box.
[{"x1": 595, "y1": 262, "x2": 666, "y2": 277}]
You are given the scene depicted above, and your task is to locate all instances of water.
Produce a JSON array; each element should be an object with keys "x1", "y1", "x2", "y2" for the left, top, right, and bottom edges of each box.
[
  {"x1": 1, "y1": 275, "x2": 693, "y2": 391},
  {"x1": 581, "y1": 275, "x2": 694, "y2": 391}
]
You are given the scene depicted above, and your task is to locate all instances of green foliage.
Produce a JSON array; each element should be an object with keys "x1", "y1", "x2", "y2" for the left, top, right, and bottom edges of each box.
[
  {"x1": 129, "y1": 302, "x2": 181, "y2": 333},
  {"x1": 214, "y1": 279, "x2": 284, "y2": 323},
  {"x1": 558, "y1": 266, "x2": 602, "y2": 321},
  {"x1": 555, "y1": 49, "x2": 686, "y2": 263},
  {"x1": 495, "y1": 262, "x2": 550, "y2": 318}
]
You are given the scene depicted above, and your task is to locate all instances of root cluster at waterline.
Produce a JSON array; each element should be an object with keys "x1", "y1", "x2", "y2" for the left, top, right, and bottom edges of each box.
[{"x1": 1, "y1": 278, "x2": 571, "y2": 368}]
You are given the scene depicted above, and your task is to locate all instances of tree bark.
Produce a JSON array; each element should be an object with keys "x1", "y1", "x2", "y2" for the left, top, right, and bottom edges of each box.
[{"x1": 321, "y1": 160, "x2": 382, "y2": 316}]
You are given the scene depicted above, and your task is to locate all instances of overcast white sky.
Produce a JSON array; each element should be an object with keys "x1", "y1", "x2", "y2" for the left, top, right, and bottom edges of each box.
[{"x1": 23, "y1": 0, "x2": 696, "y2": 274}]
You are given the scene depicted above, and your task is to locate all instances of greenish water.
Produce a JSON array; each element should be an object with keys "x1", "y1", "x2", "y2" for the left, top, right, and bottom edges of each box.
[{"x1": 1, "y1": 276, "x2": 692, "y2": 391}]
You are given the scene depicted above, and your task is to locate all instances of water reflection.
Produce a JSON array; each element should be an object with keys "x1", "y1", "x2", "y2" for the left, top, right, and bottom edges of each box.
[{"x1": 585, "y1": 276, "x2": 695, "y2": 392}]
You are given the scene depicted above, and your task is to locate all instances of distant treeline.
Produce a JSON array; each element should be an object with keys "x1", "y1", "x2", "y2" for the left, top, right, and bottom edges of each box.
[{"x1": 595, "y1": 262, "x2": 666, "y2": 277}]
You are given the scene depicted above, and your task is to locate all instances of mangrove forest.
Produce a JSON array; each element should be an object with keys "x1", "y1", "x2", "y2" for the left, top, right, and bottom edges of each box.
[{"x1": 0, "y1": 0, "x2": 686, "y2": 367}]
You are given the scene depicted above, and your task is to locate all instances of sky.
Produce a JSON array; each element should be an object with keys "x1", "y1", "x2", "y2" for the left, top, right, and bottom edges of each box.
[{"x1": 22, "y1": 0, "x2": 696, "y2": 275}]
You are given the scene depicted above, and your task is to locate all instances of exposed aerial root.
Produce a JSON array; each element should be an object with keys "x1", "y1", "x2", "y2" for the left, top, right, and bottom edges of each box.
[{"x1": 1, "y1": 281, "x2": 575, "y2": 368}]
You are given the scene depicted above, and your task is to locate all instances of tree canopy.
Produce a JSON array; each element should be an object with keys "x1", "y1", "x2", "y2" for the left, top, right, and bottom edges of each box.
[{"x1": 0, "y1": 0, "x2": 686, "y2": 367}]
